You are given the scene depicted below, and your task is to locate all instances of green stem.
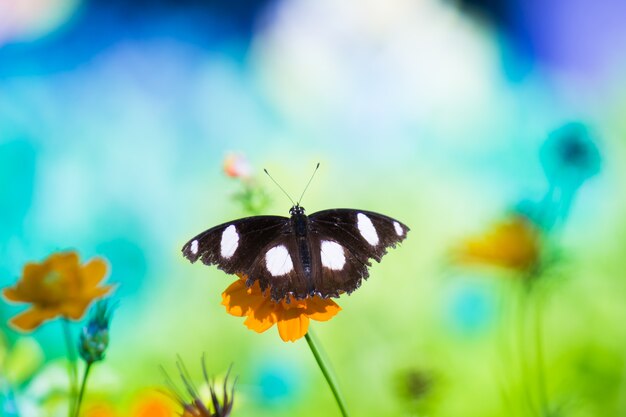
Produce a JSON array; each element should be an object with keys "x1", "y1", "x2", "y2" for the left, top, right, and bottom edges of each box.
[
  {"x1": 73, "y1": 362, "x2": 93, "y2": 417},
  {"x1": 495, "y1": 283, "x2": 517, "y2": 416},
  {"x1": 305, "y1": 331, "x2": 350, "y2": 417},
  {"x1": 62, "y1": 320, "x2": 78, "y2": 417},
  {"x1": 533, "y1": 292, "x2": 550, "y2": 416},
  {"x1": 517, "y1": 289, "x2": 539, "y2": 417}
]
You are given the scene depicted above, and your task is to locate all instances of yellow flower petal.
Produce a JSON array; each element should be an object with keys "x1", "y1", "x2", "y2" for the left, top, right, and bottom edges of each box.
[
  {"x1": 59, "y1": 299, "x2": 92, "y2": 320},
  {"x1": 9, "y1": 307, "x2": 58, "y2": 332},
  {"x1": 48, "y1": 251, "x2": 80, "y2": 269},
  {"x1": 3, "y1": 287, "x2": 24, "y2": 303},
  {"x1": 456, "y1": 216, "x2": 540, "y2": 272},
  {"x1": 82, "y1": 258, "x2": 108, "y2": 288},
  {"x1": 4, "y1": 251, "x2": 112, "y2": 331}
]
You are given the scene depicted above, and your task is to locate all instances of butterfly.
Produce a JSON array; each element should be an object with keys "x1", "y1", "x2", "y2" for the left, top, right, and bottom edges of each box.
[{"x1": 182, "y1": 203, "x2": 409, "y2": 302}]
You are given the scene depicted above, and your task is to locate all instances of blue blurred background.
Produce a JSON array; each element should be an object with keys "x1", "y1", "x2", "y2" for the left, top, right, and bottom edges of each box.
[{"x1": 1, "y1": 0, "x2": 626, "y2": 416}]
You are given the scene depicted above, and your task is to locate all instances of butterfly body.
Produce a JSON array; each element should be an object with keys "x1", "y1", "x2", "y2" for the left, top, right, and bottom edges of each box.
[{"x1": 182, "y1": 204, "x2": 409, "y2": 302}]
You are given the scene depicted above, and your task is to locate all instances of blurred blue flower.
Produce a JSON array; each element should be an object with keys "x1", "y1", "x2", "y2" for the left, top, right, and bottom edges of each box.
[
  {"x1": 0, "y1": 386, "x2": 19, "y2": 417},
  {"x1": 254, "y1": 360, "x2": 301, "y2": 406},
  {"x1": 540, "y1": 122, "x2": 601, "y2": 189},
  {"x1": 447, "y1": 283, "x2": 495, "y2": 334},
  {"x1": 529, "y1": 122, "x2": 603, "y2": 229}
]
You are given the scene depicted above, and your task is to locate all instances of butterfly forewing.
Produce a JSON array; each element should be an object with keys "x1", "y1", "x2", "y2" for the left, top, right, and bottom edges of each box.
[
  {"x1": 182, "y1": 216, "x2": 289, "y2": 274},
  {"x1": 309, "y1": 209, "x2": 409, "y2": 261},
  {"x1": 309, "y1": 209, "x2": 410, "y2": 296}
]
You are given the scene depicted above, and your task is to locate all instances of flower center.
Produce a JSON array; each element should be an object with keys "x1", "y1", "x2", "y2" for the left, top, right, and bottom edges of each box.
[
  {"x1": 43, "y1": 271, "x2": 62, "y2": 285},
  {"x1": 39, "y1": 270, "x2": 67, "y2": 305}
]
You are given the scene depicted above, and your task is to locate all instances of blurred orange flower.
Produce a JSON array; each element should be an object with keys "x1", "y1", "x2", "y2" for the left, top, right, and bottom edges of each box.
[
  {"x1": 2, "y1": 251, "x2": 114, "y2": 332},
  {"x1": 222, "y1": 275, "x2": 341, "y2": 342},
  {"x1": 132, "y1": 392, "x2": 178, "y2": 417},
  {"x1": 455, "y1": 215, "x2": 541, "y2": 273}
]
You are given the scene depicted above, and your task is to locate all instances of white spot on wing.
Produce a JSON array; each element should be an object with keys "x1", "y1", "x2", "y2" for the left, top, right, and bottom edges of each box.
[
  {"x1": 220, "y1": 225, "x2": 239, "y2": 258},
  {"x1": 357, "y1": 213, "x2": 379, "y2": 246},
  {"x1": 393, "y1": 221, "x2": 403, "y2": 236},
  {"x1": 191, "y1": 240, "x2": 199, "y2": 254},
  {"x1": 321, "y1": 241, "x2": 345, "y2": 270},
  {"x1": 265, "y1": 245, "x2": 294, "y2": 276}
]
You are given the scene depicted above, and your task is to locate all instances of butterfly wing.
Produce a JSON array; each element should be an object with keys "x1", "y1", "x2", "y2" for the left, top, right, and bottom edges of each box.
[
  {"x1": 246, "y1": 234, "x2": 313, "y2": 301},
  {"x1": 182, "y1": 216, "x2": 312, "y2": 301},
  {"x1": 308, "y1": 209, "x2": 409, "y2": 296},
  {"x1": 182, "y1": 216, "x2": 290, "y2": 274}
]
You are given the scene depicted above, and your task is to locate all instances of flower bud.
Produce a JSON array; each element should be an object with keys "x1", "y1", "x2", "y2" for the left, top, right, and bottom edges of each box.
[{"x1": 78, "y1": 301, "x2": 113, "y2": 364}]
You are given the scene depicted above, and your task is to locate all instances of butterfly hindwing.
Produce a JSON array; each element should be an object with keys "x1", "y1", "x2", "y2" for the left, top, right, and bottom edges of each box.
[
  {"x1": 309, "y1": 209, "x2": 410, "y2": 295},
  {"x1": 182, "y1": 216, "x2": 289, "y2": 274},
  {"x1": 246, "y1": 234, "x2": 312, "y2": 301},
  {"x1": 309, "y1": 236, "x2": 370, "y2": 297}
]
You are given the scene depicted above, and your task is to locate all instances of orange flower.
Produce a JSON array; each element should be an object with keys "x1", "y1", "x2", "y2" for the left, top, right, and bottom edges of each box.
[
  {"x1": 222, "y1": 275, "x2": 341, "y2": 342},
  {"x1": 131, "y1": 392, "x2": 178, "y2": 417},
  {"x1": 455, "y1": 215, "x2": 542, "y2": 272},
  {"x1": 2, "y1": 251, "x2": 114, "y2": 332}
]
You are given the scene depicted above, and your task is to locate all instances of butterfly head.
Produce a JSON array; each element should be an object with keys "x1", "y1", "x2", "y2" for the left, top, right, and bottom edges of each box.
[{"x1": 289, "y1": 204, "x2": 306, "y2": 216}]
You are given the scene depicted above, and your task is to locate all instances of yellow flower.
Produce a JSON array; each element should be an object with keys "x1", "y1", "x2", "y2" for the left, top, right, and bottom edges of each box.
[
  {"x1": 2, "y1": 251, "x2": 114, "y2": 332},
  {"x1": 455, "y1": 215, "x2": 541, "y2": 273},
  {"x1": 222, "y1": 275, "x2": 341, "y2": 342},
  {"x1": 83, "y1": 403, "x2": 119, "y2": 417}
]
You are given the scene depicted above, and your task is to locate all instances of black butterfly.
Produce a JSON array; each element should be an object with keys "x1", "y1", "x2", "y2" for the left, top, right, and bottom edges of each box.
[{"x1": 182, "y1": 203, "x2": 409, "y2": 302}]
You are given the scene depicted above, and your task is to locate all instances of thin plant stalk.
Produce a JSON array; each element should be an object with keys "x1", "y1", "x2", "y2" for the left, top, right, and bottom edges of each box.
[
  {"x1": 533, "y1": 291, "x2": 550, "y2": 416},
  {"x1": 494, "y1": 282, "x2": 519, "y2": 417},
  {"x1": 516, "y1": 288, "x2": 539, "y2": 417},
  {"x1": 73, "y1": 362, "x2": 93, "y2": 417},
  {"x1": 305, "y1": 330, "x2": 349, "y2": 417},
  {"x1": 62, "y1": 319, "x2": 79, "y2": 417}
]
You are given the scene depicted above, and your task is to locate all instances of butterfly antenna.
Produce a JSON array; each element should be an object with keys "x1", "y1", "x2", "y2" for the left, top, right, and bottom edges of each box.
[
  {"x1": 263, "y1": 168, "x2": 296, "y2": 206},
  {"x1": 298, "y1": 162, "x2": 320, "y2": 205}
]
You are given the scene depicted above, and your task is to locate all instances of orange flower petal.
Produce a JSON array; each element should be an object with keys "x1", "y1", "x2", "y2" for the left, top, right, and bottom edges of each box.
[
  {"x1": 132, "y1": 393, "x2": 177, "y2": 417},
  {"x1": 82, "y1": 258, "x2": 108, "y2": 287},
  {"x1": 277, "y1": 309, "x2": 310, "y2": 342},
  {"x1": 244, "y1": 299, "x2": 277, "y2": 333},
  {"x1": 9, "y1": 307, "x2": 58, "y2": 332},
  {"x1": 222, "y1": 279, "x2": 266, "y2": 317},
  {"x1": 244, "y1": 314, "x2": 276, "y2": 333},
  {"x1": 305, "y1": 297, "x2": 342, "y2": 322}
]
